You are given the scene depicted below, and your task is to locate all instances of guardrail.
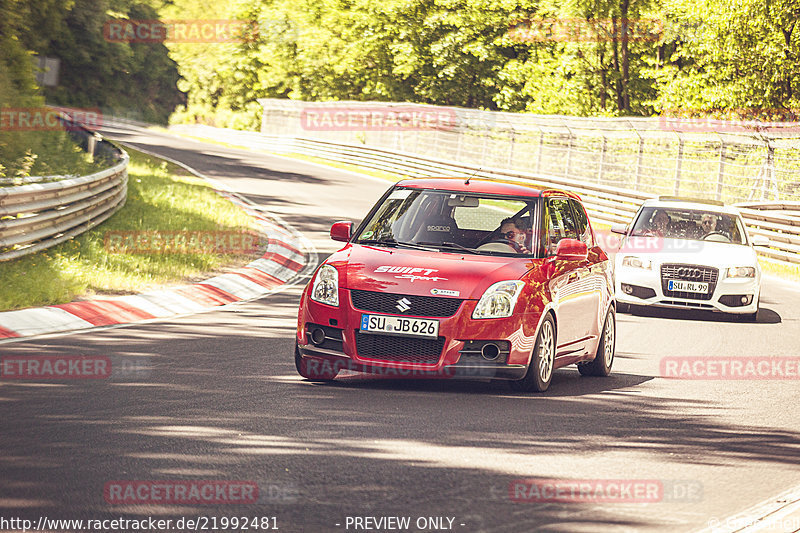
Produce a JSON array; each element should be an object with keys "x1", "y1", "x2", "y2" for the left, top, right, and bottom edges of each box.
[
  {"x1": 0, "y1": 115, "x2": 128, "y2": 261},
  {"x1": 257, "y1": 98, "x2": 800, "y2": 205},
  {"x1": 172, "y1": 123, "x2": 800, "y2": 265}
]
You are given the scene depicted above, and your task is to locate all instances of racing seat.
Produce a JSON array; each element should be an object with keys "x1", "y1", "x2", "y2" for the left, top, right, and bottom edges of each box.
[{"x1": 413, "y1": 214, "x2": 459, "y2": 245}]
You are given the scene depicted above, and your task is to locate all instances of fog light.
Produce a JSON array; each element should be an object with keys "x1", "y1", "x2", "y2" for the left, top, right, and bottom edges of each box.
[
  {"x1": 622, "y1": 284, "x2": 634, "y2": 295},
  {"x1": 741, "y1": 295, "x2": 752, "y2": 304}
]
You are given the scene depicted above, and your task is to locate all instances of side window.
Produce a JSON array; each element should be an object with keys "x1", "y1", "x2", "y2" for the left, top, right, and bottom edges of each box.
[
  {"x1": 545, "y1": 198, "x2": 579, "y2": 255},
  {"x1": 569, "y1": 199, "x2": 593, "y2": 247}
]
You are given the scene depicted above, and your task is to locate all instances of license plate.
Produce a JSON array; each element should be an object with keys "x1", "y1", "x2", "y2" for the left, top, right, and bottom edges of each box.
[
  {"x1": 668, "y1": 280, "x2": 709, "y2": 293},
  {"x1": 360, "y1": 314, "x2": 439, "y2": 339}
]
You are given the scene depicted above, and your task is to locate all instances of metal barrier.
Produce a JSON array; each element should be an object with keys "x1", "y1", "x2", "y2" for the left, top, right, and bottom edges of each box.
[
  {"x1": 172, "y1": 123, "x2": 800, "y2": 265},
  {"x1": 0, "y1": 116, "x2": 128, "y2": 261},
  {"x1": 257, "y1": 99, "x2": 800, "y2": 205}
]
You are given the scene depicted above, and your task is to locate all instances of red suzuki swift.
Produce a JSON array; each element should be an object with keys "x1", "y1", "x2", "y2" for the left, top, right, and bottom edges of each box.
[{"x1": 295, "y1": 178, "x2": 615, "y2": 392}]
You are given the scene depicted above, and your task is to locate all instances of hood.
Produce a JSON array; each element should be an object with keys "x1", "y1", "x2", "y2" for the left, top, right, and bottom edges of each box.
[
  {"x1": 615, "y1": 238, "x2": 759, "y2": 268},
  {"x1": 328, "y1": 244, "x2": 532, "y2": 300}
]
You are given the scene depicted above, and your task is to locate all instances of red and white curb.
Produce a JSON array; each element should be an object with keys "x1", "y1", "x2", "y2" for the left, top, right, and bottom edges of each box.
[{"x1": 0, "y1": 148, "x2": 317, "y2": 342}]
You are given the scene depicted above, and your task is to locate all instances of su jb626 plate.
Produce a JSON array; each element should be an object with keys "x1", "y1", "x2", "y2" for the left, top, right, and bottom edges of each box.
[{"x1": 360, "y1": 314, "x2": 439, "y2": 339}]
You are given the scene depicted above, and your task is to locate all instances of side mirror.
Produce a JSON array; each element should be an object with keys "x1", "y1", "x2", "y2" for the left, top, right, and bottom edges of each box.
[
  {"x1": 610, "y1": 223, "x2": 628, "y2": 235},
  {"x1": 555, "y1": 238, "x2": 588, "y2": 260},
  {"x1": 752, "y1": 234, "x2": 769, "y2": 247},
  {"x1": 330, "y1": 221, "x2": 353, "y2": 242}
]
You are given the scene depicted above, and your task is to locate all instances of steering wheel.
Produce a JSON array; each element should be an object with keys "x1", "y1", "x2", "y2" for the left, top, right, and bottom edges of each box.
[
  {"x1": 702, "y1": 231, "x2": 730, "y2": 242},
  {"x1": 480, "y1": 238, "x2": 523, "y2": 253}
]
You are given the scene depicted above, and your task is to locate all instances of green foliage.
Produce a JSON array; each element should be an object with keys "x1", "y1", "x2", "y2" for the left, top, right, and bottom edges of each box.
[
  {"x1": 0, "y1": 47, "x2": 100, "y2": 178},
  {"x1": 38, "y1": 0, "x2": 184, "y2": 123},
  {"x1": 6, "y1": 0, "x2": 799, "y2": 126},
  {"x1": 647, "y1": 0, "x2": 800, "y2": 114},
  {"x1": 0, "y1": 0, "x2": 183, "y2": 124},
  {"x1": 167, "y1": 0, "x2": 800, "y2": 122}
]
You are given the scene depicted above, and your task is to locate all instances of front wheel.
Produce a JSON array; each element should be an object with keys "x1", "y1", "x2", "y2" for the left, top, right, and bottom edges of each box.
[
  {"x1": 578, "y1": 306, "x2": 615, "y2": 377},
  {"x1": 509, "y1": 315, "x2": 556, "y2": 392}
]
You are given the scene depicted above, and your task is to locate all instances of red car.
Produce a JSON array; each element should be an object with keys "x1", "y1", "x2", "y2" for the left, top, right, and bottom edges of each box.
[{"x1": 295, "y1": 178, "x2": 615, "y2": 392}]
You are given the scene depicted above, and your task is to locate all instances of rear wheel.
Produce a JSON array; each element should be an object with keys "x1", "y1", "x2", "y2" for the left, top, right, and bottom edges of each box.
[
  {"x1": 578, "y1": 307, "x2": 615, "y2": 377},
  {"x1": 509, "y1": 315, "x2": 556, "y2": 393},
  {"x1": 295, "y1": 343, "x2": 339, "y2": 381}
]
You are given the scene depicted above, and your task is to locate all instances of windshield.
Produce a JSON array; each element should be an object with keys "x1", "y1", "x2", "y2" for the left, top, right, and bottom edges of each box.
[
  {"x1": 355, "y1": 188, "x2": 537, "y2": 256},
  {"x1": 630, "y1": 207, "x2": 747, "y2": 245}
]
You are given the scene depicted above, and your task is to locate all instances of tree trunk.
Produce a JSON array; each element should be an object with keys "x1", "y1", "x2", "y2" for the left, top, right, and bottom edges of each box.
[
  {"x1": 611, "y1": 17, "x2": 623, "y2": 111},
  {"x1": 620, "y1": 0, "x2": 630, "y2": 111}
]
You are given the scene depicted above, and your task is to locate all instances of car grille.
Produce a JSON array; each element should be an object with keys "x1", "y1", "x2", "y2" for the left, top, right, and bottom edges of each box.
[
  {"x1": 355, "y1": 332, "x2": 444, "y2": 364},
  {"x1": 661, "y1": 264, "x2": 719, "y2": 301},
  {"x1": 350, "y1": 290, "x2": 462, "y2": 317}
]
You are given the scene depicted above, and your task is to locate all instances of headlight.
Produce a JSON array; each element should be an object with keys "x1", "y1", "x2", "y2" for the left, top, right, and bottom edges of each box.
[
  {"x1": 727, "y1": 266, "x2": 756, "y2": 278},
  {"x1": 310, "y1": 264, "x2": 339, "y2": 306},
  {"x1": 472, "y1": 281, "x2": 525, "y2": 319},
  {"x1": 621, "y1": 256, "x2": 652, "y2": 270}
]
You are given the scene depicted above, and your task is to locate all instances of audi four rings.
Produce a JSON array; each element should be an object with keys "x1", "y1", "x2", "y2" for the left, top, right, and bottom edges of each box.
[
  {"x1": 295, "y1": 178, "x2": 616, "y2": 392},
  {"x1": 612, "y1": 196, "x2": 769, "y2": 320}
]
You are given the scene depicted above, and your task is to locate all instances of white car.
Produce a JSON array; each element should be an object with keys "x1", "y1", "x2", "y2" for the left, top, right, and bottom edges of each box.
[{"x1": 612, "y1": 197, "x2": 769, "y2": 320}]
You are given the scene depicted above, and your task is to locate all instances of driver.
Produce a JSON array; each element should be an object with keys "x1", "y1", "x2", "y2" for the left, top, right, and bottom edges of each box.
[
  {"x1": 652, "y1": 210, "x2": 671, "y2": 236},
  {"x1": 500, "y1": 217, "x2": 531, "y2": 253},
  {"x1": 699, "y1": 213, "x2": 718, "y2": 235}
]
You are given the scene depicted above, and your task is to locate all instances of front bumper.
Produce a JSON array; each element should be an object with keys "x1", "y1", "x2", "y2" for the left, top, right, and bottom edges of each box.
[
  {"x1": 615, "y1": 265, "x2": 759, "y2": 314},
  {"x1": 297, "y1": 290, "x2": 535, "y2": 380}
]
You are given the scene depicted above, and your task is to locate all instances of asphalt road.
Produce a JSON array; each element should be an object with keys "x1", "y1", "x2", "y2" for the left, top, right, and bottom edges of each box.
[{"x1": 1, "y1": 124, "x2": 799, "y2": 533}]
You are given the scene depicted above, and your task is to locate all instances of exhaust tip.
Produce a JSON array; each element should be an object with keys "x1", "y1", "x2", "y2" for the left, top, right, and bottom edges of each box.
[
  {"x1": 481, "y1": 343, "x2": 500, "y2": 361},
  {"x1": 310, "y1": 328, "x2": 326, "y2": 345}
]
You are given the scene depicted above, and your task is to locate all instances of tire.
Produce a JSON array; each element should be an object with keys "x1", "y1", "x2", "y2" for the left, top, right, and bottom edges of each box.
[
  {"x1": 578, "y1": 306, "x2": 615, "y2": 377},
  {"x1": 509, "y1": 315, "x2": 556, "y2": 392},
  {"x1": 295, "y1": 343, "x2": 338, "y2": 381}
]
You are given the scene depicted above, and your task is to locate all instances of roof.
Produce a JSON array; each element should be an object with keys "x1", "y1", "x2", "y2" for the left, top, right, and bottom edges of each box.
[
  {"x1": 395, "y1": 177, "x2": 581, "y2": 200},
  {"x1": 641, "y1": 197, "x2": 742, "y2": 215}
]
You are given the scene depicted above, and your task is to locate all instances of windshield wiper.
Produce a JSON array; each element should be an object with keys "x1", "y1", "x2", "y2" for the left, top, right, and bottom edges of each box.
[
  {"x1": 357, "y1": 238, "x2": 399, "y2": 247},
  {"x1": 416, "y1": 241, "x2": 480, "y2": 254},
  {"x1": 357, "y1": 238, "x2": 435, "y2": 250}
]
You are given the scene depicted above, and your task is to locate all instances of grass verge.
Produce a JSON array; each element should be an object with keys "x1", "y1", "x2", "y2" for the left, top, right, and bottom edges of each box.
[{"x1": 0, "y1": 148, "x2": 260, "y2": 311}]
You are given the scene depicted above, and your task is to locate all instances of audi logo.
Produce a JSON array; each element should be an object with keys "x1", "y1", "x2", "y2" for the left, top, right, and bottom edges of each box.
[{"x1": 675, "y1": 267, "x2": 703, "y2": 279}]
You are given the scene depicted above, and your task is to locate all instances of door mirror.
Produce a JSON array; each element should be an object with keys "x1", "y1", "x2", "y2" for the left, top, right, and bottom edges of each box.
[
  {"x1": 610, "y1": 223, "x2": 628, "y2": 235},
  {"x1": 330, "y1": 221, "x2": 353, "y2": 242},
  {"x1": 555, "y1": 238, "x2": 588, "y2": 260}
]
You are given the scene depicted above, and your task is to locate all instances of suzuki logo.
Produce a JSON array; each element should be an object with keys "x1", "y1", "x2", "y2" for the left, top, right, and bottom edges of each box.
[{"x1": 395, "y1": 298, "x2": 412, "y2": 312}]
